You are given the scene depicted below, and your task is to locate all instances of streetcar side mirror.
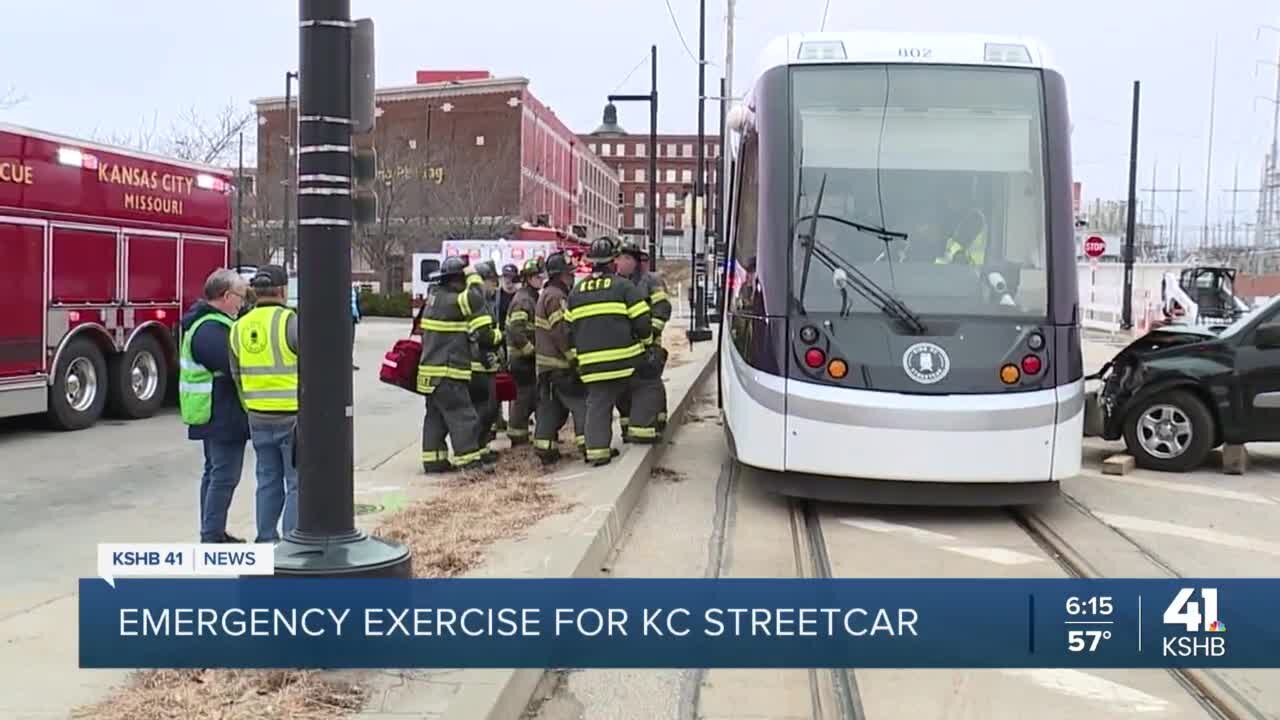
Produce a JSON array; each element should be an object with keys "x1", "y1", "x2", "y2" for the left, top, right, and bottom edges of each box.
[{"x1": 1253, "y1": 323, "x2": 1280, "y2": 349}]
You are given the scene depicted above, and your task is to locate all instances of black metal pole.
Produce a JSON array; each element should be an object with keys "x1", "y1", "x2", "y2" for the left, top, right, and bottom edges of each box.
[
  {"x1": 1121, "y1": 80, "x2": 1140, "y2": 331},
  {"x1": 687, "y1": 0, "x2": 712, "y2": 342},
  {"x1": 276, "y1": 0, "x2": 410, "y2": 578},
  {"x1": 709, "y1": 75, "x2": 727, "y2": 323},
  {"x1": 235, "y1": 132, "x2": 244, "y2": 268},
  {"x1": 649, "y1": 44, "x2": 659, "y2": 261},
  {"x1": 284, "y1": 71, "x2": 297, "y2": 273}
]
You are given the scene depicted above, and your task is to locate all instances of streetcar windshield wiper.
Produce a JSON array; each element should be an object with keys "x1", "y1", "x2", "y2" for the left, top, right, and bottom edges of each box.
[{"x1": 808, "y1": 239, "x2": 927, "y2": 334}]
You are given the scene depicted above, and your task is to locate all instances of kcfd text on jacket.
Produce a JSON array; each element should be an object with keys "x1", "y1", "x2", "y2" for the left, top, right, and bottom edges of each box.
[
  {"x1": 416, "y1": 278, "x2": 498, "y2": 392},
  {"x1": 566, "y1": 272, "x2": 652, "y2": 383}
]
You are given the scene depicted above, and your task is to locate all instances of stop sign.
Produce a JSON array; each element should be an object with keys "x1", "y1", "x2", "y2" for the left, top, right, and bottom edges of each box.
[{"x1": 1084, "y1": 236, "x2": 1106, "y2": 258}]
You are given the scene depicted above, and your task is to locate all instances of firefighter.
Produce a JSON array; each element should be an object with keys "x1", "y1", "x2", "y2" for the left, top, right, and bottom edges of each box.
[
  {"x1": 613, "y1": 240, "x2": 671, "y2": 442},
  {"x1": 504, "y1": 257, "x2": 543, "y2": 446},
  {"x1": 468, "y1": 261, "x2": 504, "y2": 458},
  {"x1": 567, "y1": 237, "x2": 652, "y2": 467},
  {"x1": 640, "y1": 247, "x2": 670, "y2": 431},
  {"x1": 531, "y1": 252, "x2": 588, "y2": 465},
  {"x1": 494, "y1": 263, "x2": 520, "y2": 434},
  {"x1": 417, "y1": 256, "x2": 496, "y2": 474}
]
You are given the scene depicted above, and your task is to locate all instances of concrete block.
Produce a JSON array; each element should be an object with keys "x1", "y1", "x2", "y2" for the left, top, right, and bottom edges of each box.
[
  {"x1": 1102, "y1": 454, "x2": 1135, "y2": 475},
  {"x1": 1222, "y1": 444, "x2": 1248, "y2": 475}
]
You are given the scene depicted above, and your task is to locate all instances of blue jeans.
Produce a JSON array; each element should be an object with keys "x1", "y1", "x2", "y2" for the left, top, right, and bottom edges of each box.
[
  {"x1": 250, "y1": 419, "x2": 299, "y2": 543},
  {"x1": 199, "y1": 439, "x2": 246, "y2": 542}
]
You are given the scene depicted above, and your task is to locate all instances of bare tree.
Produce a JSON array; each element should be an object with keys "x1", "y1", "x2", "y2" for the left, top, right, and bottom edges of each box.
[
  {"x1": 426, "y1": 133, "x2": 521, "y2": 241},
  {"x1": 354, "y1": 132, "x2": 427, "y2": 289},
  {"x1": 0, "y1": 85, "x2": 26, "y2": 111},
  {"x1": 91, "y1": 111, "x2": 162, "y2": 152},
  {"x1": 165, "y1": 101, "x2": 254, "y2": 166}
]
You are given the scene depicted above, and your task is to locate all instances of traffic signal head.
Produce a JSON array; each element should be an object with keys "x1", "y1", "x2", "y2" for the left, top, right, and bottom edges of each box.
[
  {"x1": 352, "y1": 147, "x2": 378, "y2": 226},
  {"x1": 351, "y1": 19, "x2": 376, "y2": 135}
]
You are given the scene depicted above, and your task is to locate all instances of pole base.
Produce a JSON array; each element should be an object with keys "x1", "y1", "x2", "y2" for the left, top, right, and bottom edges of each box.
[
  {"x1": 708, "y1": 311, "x2": 722, "y2": 323},
  {"x1": 686, "y1": 327, "x2": 713, "y2": 343},
  {"x1": 273, "y1": 529, "x2": 412, "y2": 578}
]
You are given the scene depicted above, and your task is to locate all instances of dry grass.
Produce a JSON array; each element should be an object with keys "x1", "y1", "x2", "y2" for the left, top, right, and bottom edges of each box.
[
  {"x1": 73, "y1": 448, "x2": 576, "y2": 720},
  {"x1": 71, "y1": 669, "x2": 367, "y2": 720},
  {"x1": 375, "y1": 445, "x2": 574, "y2": 579}
]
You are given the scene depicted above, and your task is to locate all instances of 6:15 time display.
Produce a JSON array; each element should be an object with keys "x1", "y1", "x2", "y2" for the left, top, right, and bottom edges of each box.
[{"x1": 1065, "y1": 596, "x2": 1113, "y2": 616}]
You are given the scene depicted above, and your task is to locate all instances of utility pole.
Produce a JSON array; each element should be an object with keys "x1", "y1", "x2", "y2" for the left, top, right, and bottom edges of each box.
[
  {"x1": 721, "y1": 0, "x2": 734, "y2": 246},
  {"x1": 235, "y1": 132, "x2": 244, "y2": 268},
  {"x1": 1259, "y1": 26, "x2": 1279, "y2": 247},
  {"x1": 1140, "y1": 160, "x2": 1192, "y2": 260},
  {"x1": 1202, "y1": 36, "x2": 1219, "y2": 250},
  {"x1": 1222, "y1": 160, "x2": 1264, "y2": 248},
  {"x1": 276, "y1": 0, "x2": 410, "y2": 578},
  {"x1": 687, "y1": 0, "x2": 712, "y2": 342},
  {"x1": 650, "y1": 45, "x2": 659, "y2": 261},
  {"x1": 1122, "y1": 81, "x2": 1140, "y2": 331}
]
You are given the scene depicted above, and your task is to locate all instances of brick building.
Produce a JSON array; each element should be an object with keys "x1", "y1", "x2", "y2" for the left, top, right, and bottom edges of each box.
[
  {"x1": 250, "y1": 71, "x2": 617, "y2": 287},
  {"x1": 580, "y1": 103, "x2": 721, "y2": 252}
]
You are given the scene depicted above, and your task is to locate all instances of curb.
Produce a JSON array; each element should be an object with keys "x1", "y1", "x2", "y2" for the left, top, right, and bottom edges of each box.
[{"x1": 438, "y1": 341, "x2": 719, "y2": 720}]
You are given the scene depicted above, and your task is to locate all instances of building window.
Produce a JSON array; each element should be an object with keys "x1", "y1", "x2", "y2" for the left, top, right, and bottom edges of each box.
[
  {"x1": 635, "y1": 168, "x2": 646, "y2": 183},
  {"x1": 666, "y1": 192, "x2": 676, "y2": 208},
  {"x1": 667, "y1": 143, "x2": 677, "y2": 157},
  {"x1": 619, "y1": 212, "x2": 625, "y2": 228},
  {"x1": 665, "y1": 168, "x2": 676, "y2": 183},
  {"x1": 682, "y1": 169, "x2": 693, "y2": 184},
  {"x1": 617, "y1": 167, "x2": 625, "y2": 182},
  {"x1": 615, "y1": 143, "x2": 625, "y2": 156},
  {"x1": 476, "y1": 135, "x2": 485, "y2": 146},
  {"x1": 683, "y1": 143, "x2": 693, "y2": 157},
  {"x1": 635, "y1": 191, "x2": 645, "y2": 207},
  {"x1": 665, "y1": 213, "x2": 675, "y2": 228},
  {"x1": 589, "y1": 143, "x2": 597, "y2": 153},
  {"x1": 636, "y1": 143, "x2": 646, "y2": 157},
  {"x1": 635, "y1": 214, "x2": 645, "y2": 229},
  {"x1": 601, "y1": 144, "x2": 611, "y2": 157}
]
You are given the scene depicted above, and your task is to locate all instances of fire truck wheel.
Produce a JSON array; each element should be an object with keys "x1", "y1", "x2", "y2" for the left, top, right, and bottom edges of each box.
[
  {"x1": 48, "y1": 337, "x2": 108, "y2": 431},
  {"x1": 108, "y1": 334, "x2": 168, "y2": 419}
]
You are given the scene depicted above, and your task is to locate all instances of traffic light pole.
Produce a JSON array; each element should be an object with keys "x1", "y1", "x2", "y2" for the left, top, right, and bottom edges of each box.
[
  {"x1": 275, "y1": 0, "x2": 411, "y2": 578},
  {"x1": 1120, "y1": 80, "x2": 1140, "y2": 331}
]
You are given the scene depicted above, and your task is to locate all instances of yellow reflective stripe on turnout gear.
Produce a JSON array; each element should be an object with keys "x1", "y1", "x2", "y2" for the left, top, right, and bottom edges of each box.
[
  {"x1": 568, "y1": 302, "x2": 627, "y2": 320},
  {"x1": 585, "y1": 447, "x2": 613, "y2": 460},
  {"x1": 564, "y1": 347, "x2": 578, "y2": 360},
  {"x1": 576, "y1": 343, "x2": 643, "y2": 365},
  {"x1": 580, "y1": 367, "x2": 635, "y2": 383},
  {"x1": 507, "y1": 310, "x2": 530, "y2": 323},
  {"x1": 533, "y1": 438, "x2": 555, "y2": 450},
  {"x1": 535, "y1": 353, "x2": 570, "y2": 368},
  {"x1": 652, "y1": 317, "x2": 667, "y2": 330},
  {"x1": 457, "y1": 289, "x2": 472, "y2": 317},
  {"x1": 418, "y1": 364, "x2": 471, "y2": 381},
  {"x1": 649, "y1": 290, "x2": 668, "y2": 304},
  {"x1": 421, "y1": 318, "x2": 469, "y2": 333},
  {"x1": 628, "y1": 426, "x2": 658, "y2": 439},
  {"x1": 626, "y1": 300, "x2": 649, "y2": 318},
  {"x1": 470, "y1": 361, "x2": 499, "y2": 372},
  {"x1": 468, "y1": 314, "x2": 492, "y2": 332},
  {"x1": 230, "y1": 305, "x2": 298, "y2": 412},
  {"x1": 574, "y1": 435, "x2": 585, "y2": 447},
  {"x1": 422, "y1": 449, "x2": 447, "y2": 462},
  {"x1": 514, "y1": 342, "x2": 535, "y2": 356}
]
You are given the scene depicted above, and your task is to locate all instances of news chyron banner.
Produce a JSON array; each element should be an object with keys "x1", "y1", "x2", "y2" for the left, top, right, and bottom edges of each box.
[{"x1": 83, "y1": 549, "x2": 1279, "y2": 669}]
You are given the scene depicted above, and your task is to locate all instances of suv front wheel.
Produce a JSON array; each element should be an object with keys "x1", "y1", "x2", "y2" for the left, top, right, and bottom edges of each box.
[{"x1": 1122, "y1": 389, "x2": 1214, "y2": 473}]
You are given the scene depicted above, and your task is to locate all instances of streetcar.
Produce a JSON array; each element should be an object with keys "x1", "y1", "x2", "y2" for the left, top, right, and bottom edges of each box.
[{"x1": 718, "y1": 31, "x2": 1081, "y2": 505}]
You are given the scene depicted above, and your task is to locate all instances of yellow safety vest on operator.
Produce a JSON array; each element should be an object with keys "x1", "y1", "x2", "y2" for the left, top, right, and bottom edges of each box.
[
  {"x1": 229, "y1": 304, "x2": 298, "y2": 412},
  {"x1": 936, "y1": 230, "x2": 987, "y2": 265}
]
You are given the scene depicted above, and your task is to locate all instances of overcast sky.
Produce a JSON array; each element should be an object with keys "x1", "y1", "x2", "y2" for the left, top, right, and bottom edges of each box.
[{"x1": 2, "y1": 1, "x2": 1277, "y2": 227}]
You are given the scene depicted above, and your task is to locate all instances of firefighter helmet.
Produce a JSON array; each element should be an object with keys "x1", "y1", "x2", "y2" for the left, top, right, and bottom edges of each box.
[
  {"x1": 544, "y1": 252, "x2": 572, "y2": 276},
  {"x1": 473, "y1": 260, "x2": 498, "y2": 281},
  {"x1": 501, "y1": 263, "x2": 520, "y2": 280},
  {"x1": 585, "y1": 237, "x2": 618, "y2": 263},
  {"x1": 431, "y1": 255, "x2": 468, "y2": 282},
  {"x1": 618, "y1": 239, "x2": 646, "y2": 260},
  {"x1": 521, "y1": 257, "x2": 544, "y2": 278}
]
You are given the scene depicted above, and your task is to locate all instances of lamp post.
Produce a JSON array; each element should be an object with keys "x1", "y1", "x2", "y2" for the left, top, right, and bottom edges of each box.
[
  {"x1": 284, "y1": 70, "x2": 299, "y2": 273},
  {"x1": 607, "y1": 44, "x2": 658, "y2": 260},
  {"x1": 275, "y1": 0, "x2": 411, "y2": 579}
]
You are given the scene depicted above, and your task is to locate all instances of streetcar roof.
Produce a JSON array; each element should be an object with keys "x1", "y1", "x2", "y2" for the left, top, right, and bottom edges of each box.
[{"x1": 752, "y1": 31, "x2": 1058, "y2": 78}]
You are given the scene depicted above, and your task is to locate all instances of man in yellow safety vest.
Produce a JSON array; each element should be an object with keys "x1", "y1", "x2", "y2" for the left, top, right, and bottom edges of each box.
[
  {"x1": 229, "y1": 265, "x2": 300, "y2": 544},
  {"x1": 936, "y1": 210, "x2": 988, "y2": 266}
]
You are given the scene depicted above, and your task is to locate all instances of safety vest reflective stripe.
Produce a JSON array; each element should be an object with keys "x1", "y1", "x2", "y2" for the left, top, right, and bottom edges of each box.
[
  {"x1": 577, "y1": 343, "x2": 644, "y2": 366},
  {"x1": 937, "y1": 231, "x2": 987, "y2": 265},
  {"x1": 421, "y1": 318, "x2": 469, "y2": 333},
  {"x1": 566, "y1": 302, "x2": 627, "y2": 320},
  {"x1": 231, "y1": 305, "x2": 298, "y2": 412},
  {"x1": 178, "y1": 313, "x2": 233, "y2": 426}
]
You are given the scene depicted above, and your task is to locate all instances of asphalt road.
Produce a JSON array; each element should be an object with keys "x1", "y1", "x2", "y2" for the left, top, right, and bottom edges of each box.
[{"x1": 0, "y1": 318, "x2": 425, "y2": 718}]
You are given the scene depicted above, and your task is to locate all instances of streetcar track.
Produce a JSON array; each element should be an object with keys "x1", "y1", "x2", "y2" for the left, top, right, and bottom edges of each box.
[
  {"x1": 792, "y1": 498, "x2": 866, "y2": 720},
  {"x1": 1012, "y1": 503, "x2": 1265, "y2": 720}
]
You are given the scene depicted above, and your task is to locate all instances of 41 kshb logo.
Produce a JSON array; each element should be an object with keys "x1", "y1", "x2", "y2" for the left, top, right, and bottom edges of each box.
[{"x1": 1162, "y1": 587, "x2": 1226, "y2": 657}]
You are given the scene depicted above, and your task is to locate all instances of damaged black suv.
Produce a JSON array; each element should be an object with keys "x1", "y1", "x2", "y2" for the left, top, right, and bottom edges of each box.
[{"x1": 1085, "y1": 295, "x2": 1280, "y2": 472}]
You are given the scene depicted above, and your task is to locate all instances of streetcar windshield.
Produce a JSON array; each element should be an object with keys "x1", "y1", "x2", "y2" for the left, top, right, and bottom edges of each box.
[{"x1": 790, "y1": 64, "x2": 1049, "y2": 318}]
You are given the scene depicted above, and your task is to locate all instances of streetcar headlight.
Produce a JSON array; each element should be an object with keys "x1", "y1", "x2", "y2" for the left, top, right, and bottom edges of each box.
[
  {"x1": 985, "y1": 43, "x2": 1032, "y2": 64},
  {"x1": 1027, "y1": 332, "x2": 1045, "y2": 351},
  {"x1": 1000, "y1": 364, "x2": 1020, "y2": 384},
  {"x1": 798, "y1": 41, "x2": 847, "y2": 61},
  {"x1": 799, "y1": 325, "x2": 819, "y2": 344}
]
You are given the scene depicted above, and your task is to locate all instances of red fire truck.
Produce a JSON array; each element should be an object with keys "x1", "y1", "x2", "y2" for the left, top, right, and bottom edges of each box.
[{"x1": 0, "y1": 123, "x2": 233, "y2": 430}]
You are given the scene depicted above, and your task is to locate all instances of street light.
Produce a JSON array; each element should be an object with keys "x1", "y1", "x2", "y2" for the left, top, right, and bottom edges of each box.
[
  {"x1": 686, "y1": 0, "x2": 713, "y2": 343},
  {"x1": 607, "y1": 44, "x2": 659, "y2": 261},
  {"x1": 284, "y1": 70, "x2": 299, "y2": 273}
]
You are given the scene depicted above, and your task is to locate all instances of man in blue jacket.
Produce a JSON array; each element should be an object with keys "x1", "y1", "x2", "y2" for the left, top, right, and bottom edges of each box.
[
  {"x1": 351, "y1": 284, "x2": 361, "y2": 371},
  {"x1": 179, "y1": 268, "x2": 250, "y2": 543}
]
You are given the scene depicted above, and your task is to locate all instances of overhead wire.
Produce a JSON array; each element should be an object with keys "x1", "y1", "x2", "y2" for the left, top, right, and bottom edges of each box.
[
  {"x1": 819, "y1": 0, "x2": 832, "y2": 30},
  {"x1": 662, "y1": 0, "x2": 720, "y2": 68},
  {"x1": 612, "y1": 52, "x2": 652, "y2": 93}
]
